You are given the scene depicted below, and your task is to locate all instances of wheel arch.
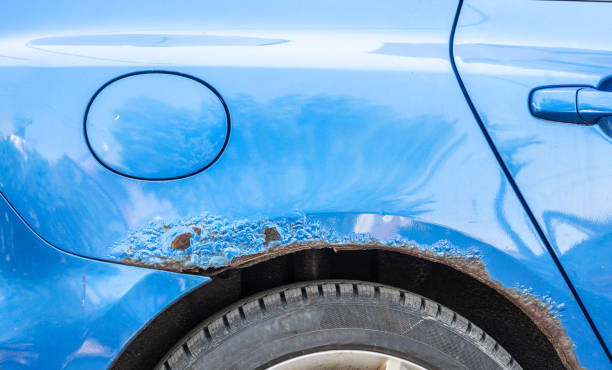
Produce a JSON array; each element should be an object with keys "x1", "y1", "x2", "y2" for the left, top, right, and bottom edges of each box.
[{"x1": 111, "y1": 246, "x2": 568, "y2": 369}]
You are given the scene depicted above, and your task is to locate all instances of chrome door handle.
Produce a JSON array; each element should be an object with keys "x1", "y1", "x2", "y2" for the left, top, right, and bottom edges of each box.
[{"x1": 530, "y1": 86, "x2": 612, "y2": 124}]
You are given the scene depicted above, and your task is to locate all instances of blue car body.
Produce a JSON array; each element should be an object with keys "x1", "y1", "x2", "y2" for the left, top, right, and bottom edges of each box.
[{"x1": 0, "y1": 0, "x2": 611, "y2": 368}]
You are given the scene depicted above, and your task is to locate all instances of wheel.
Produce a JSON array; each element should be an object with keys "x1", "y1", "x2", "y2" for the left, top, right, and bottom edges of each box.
[{"x1": 157, "y1": 280, "x2": 521, "y2": 370}]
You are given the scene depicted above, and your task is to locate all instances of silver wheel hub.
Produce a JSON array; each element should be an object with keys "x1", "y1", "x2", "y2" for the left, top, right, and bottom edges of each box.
[{"x1": 267, "y1": 350, "x2": 428, "y2": 370}]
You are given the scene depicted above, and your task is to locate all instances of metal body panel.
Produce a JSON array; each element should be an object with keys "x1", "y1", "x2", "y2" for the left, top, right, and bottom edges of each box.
[
  {"x1": 0, "y1": 195, "x2": 207, "y2": 369},
  {"x1": 454, "y1": 0, "x2": 612, "y2": 353},
  {"x1": 83, "y1": 71, "x2": 231, "y2": 180},
  {"x1": 0, "y1": 0, "x2": 607, "y2": 367}
]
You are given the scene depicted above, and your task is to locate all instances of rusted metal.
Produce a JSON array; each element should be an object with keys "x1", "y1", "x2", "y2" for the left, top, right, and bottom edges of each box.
[
  {"x1": 263, "y1": 226, "x2": 281, "y2": 245},
  {"x1": 171, "y1": 233, "x2": 191, "y2": 250},
  {"x1": 221, "y1": 242, "x2": 579, "y2": 370},
  {"x1": 119, "y1": 240, "x2": 578, "y2": 369},
  {"x1": 111, "y1": 214, "x2": 579, "y2": 369}
]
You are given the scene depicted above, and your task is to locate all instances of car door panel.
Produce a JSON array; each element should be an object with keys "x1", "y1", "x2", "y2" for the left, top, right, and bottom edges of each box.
[{"x1": 454, "y1": 0, "x2": 612, "y2": 352}]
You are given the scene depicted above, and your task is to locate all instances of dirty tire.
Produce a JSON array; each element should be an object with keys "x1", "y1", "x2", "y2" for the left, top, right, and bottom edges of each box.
[{"x1": 157, "y1": 280, "x2": 521, "y2": 370}]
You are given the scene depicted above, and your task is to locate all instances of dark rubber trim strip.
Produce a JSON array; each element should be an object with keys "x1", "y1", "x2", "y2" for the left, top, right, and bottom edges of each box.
[{"x1": 449, "y1": 0, "x2": 612, "y2": 362}]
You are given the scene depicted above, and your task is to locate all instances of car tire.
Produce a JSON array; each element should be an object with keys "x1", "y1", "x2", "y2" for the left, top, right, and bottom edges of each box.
[{"x1": 157, "y1": 280, "x2": 521, "y2": 370}]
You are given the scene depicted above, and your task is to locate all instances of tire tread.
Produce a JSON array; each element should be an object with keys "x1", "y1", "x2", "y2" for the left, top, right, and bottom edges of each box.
[{"x1": 158, "y1": 280, "x2": 521, "y2": 370}]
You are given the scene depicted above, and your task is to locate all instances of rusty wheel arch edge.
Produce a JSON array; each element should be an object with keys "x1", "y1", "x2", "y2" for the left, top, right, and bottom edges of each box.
[
  {"x1": 217, "y1": 242, "x2": 579, "y2": 370},
  {"x1": 113, "y1": 244, "x2": 577, "y2": 370}
]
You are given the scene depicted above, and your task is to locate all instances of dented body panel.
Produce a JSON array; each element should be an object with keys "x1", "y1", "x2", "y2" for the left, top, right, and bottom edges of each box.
[{"x1": 0, "y1": 0, "x2": 609, "y2": 368}]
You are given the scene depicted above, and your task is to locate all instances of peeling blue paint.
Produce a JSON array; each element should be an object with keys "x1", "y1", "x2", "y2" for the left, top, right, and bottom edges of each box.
[
  {"x1": 110, "y1": 213, "x2": 481, "y2": 269},
  {"x1": 513, "y1": 284, "x2": 567, "y2": 319},
  {"x1": 110, "y1": 212, "x2": 573, "y2": 325}
]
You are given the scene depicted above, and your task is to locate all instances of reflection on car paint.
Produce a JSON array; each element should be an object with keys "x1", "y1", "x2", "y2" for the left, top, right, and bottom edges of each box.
[
  {"x1": 455, "y1": 0, "x2": 612, "y2": 353},
  {"x1": 0, "y1": 0, "x2": 609, "y2": 368},
  {"x1": 0, "y1": 195, "x2": 206, "y2": 368},
  {"x1": 84, "y1": 71, "x2": 230, "y2": 180}
]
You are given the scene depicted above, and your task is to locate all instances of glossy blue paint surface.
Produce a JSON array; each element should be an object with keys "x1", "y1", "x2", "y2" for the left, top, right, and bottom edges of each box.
[
  {"x1": 84, "y1": 71, "x2": 230, "y2": 180},
  {"x1": 0, "y1": 194, "x2": 207, "y2": 369},
  {"x1": 530, "y1": 86, "x2": 589, "y2": 124},
  {"x1": 530, "y1": 85, "x2": 612, "y2": 125},
  {"x1": 577, "y1": 87, "x2": 612, "y2": 123},
  {"x1": 0, "y1": 0, "x2": 609, "y2": 368},
  {"x1": 454, "y1": 0, "x2": 612, "y2": 353}
]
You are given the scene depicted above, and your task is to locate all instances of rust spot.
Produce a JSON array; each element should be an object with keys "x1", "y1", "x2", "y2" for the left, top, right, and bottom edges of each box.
[
  {"x1": 162, "y1": 225, "x2": 171, "y2": 231},
  {"x1": 263, "y1": 226, "x2": 281, "y2": 245},
  {"x1": 192, "y1": 227, "x2": 202, "y2": 236},
  {"x1": 122, "y1": 256, "x2": 204, "y2": 274},
  {"x1": 171, "y1": 233, "x2": 191, "y2": 250}
]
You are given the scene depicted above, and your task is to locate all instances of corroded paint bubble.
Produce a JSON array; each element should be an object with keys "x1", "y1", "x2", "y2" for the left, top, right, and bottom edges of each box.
[{"x1": 110, "y1": 213, "x2": 478, "y2": 270}]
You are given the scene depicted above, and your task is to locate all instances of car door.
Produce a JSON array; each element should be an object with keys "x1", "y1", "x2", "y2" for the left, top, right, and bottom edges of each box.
[{"x1": 454, "y1": 0, "x2": 612, "y2": 355}]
